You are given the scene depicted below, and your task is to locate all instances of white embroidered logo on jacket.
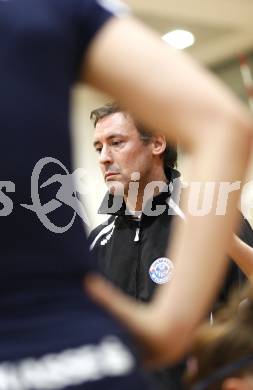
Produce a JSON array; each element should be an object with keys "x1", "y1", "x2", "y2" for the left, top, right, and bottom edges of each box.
[{"x1": 149, "y1": 257, "x2": 175, "y2": 284}]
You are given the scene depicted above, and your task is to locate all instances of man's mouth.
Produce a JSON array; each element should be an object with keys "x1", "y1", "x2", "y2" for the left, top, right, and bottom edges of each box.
[{"x1": 104, "y1": 172, "x2": 120, "y2": 180}]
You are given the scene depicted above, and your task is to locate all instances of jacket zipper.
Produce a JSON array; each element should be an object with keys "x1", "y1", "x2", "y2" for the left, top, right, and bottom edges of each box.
[
  {"x1": 134, "y1": 227, "x2": 140, "y2": 242},
  {"x1": 135, "y1": 220, "x2": 141, "y2": 298}
]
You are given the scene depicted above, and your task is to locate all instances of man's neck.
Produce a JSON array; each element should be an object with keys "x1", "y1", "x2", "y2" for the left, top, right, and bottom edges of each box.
[{"x1": 125, "y1": 171, "x2": 168, "y2": 212}]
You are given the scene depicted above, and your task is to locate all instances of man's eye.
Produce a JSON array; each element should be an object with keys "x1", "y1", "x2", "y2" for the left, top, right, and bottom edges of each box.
[
  {"x1": 95, "y1": 148, "x2": 102, "y2": 153},
  {"x1": 112, "y1": 140, "x2": 122, "y2": 146}
]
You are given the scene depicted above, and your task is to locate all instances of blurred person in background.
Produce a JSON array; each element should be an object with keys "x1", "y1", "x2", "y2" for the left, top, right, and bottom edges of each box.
[{"x1": 186, "y1": 284, "x2": 253, "y2": 390}]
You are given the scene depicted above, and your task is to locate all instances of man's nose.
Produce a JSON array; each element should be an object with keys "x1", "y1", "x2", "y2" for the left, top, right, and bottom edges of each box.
[{"x1": 99, "y1": 145, "x2": 113, "y2": 164}]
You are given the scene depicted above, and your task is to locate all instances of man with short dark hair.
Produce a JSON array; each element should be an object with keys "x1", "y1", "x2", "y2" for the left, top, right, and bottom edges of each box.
[
  {"x1": 90, "y1": 102, "x2": 183, "y2": 390},
  {"x1": 90, "y1": 102, "x2": 178, "y2": 181},
  {"x1": 89, "y1": 103, "x2": 253, "y2": 390},
  {"x1": 89, "y1": 103, "x2": 180, "y2": 301}
]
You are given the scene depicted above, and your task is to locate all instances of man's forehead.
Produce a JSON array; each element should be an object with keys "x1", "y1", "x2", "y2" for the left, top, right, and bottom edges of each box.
[
  {"x1": 97, "y1": 111, "x2": 132, "y2": 127},
  {"x1": 94, "y1": 112, "x2": 137, "y2": 137}
]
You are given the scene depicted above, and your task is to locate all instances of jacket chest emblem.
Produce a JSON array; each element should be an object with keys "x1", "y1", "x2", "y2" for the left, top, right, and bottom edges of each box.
[{"x1": 149, "y1": 257, "x2": 174, "y2": 284}]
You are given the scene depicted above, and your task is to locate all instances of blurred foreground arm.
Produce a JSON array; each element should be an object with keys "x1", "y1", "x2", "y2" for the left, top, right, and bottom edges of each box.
[{"x1": 83, "y1": 17, "x2": 253, "y2": 365}]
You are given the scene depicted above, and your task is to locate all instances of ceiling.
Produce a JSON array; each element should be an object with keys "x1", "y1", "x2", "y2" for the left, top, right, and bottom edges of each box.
[{"x1": 124, "y1": 0, "x2": 253, "y2": 66}]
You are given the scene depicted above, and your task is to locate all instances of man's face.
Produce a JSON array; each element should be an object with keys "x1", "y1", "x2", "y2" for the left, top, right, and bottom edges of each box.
[{"x1": 93, "y1": 112, "x2": 155, "y2": 195}]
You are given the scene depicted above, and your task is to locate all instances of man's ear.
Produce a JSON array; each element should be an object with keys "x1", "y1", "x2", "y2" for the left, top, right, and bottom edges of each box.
[
  {"x1": 222, "y1": 377, "x2": 252, "y2": 390},
  {"x1": 151, "y1": 135, "x2": 166, "y2": 156}
]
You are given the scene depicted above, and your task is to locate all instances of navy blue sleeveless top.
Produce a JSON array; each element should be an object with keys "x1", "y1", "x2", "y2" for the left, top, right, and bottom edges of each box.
[{"x1": 0, "y1": 0, "x2": 135, "y2": 366}]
